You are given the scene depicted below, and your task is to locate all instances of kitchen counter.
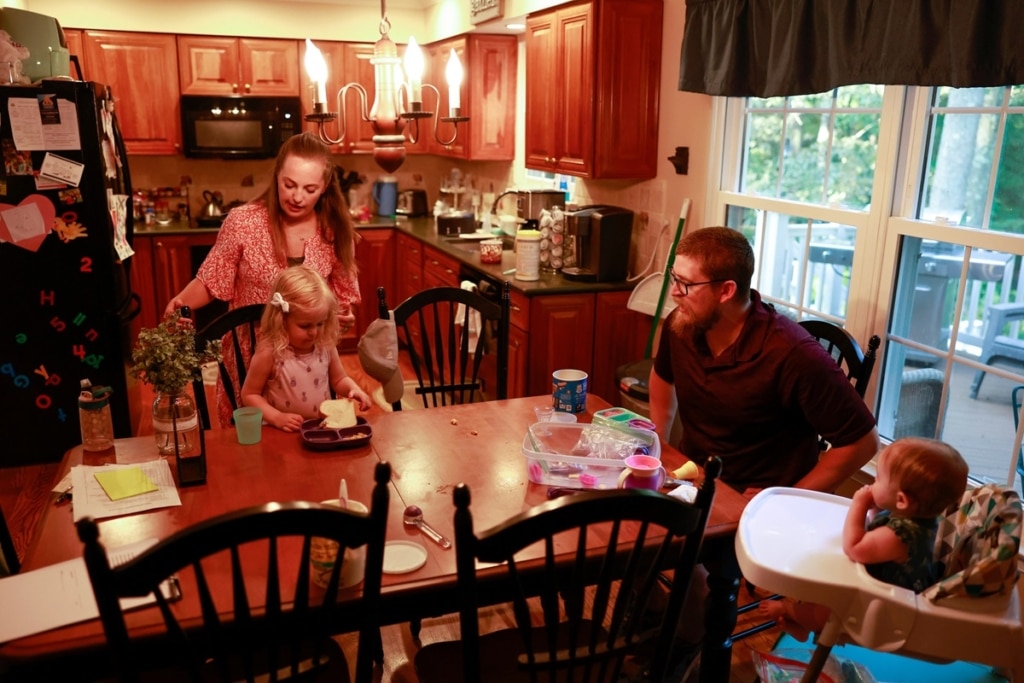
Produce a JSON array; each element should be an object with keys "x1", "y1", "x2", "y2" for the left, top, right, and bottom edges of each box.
[
  {"x1": 138, "y1": 215, "x2": 639, "y2": 298},
  {"x1": 389, "y1": 217, "x2": 637, "y2": 297}
]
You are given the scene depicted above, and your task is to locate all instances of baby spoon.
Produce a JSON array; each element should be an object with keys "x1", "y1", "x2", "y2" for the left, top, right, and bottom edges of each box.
[{"x1": 403, "y1": 505, "x2": 452, "y2": 549}]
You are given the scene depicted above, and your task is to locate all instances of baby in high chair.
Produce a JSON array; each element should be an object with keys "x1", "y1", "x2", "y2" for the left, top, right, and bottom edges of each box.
[{"x1": 759, "y1": 437, "x2": 968, "y2": 641}]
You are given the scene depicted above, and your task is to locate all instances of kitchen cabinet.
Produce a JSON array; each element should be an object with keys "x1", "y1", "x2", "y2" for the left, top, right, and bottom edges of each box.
[
  {"x1": 350, "y1": 228, "x2": 396, "y2": 349},
  {"x1": 63, "y1": 29, "x2": 83, "y2": 78},
  {"x1": 178, "y1": 36, "x2": 300, "y2": 96},
  {"x1": 527, "y1": 294, "x2": 595, "y2": 397},
  {"x1": 79, "y1": 31, "x2": 181, "y2": 155},
  {"x1": 422, "y1": 245, "x2": 460, "y2": 288},
  {"x1": 592, "y1": 290, "x2": 647, "y2": 403},
  {"x1": 132, "y1": 231, "x2": 217, "y2": 333},
  {"x1": 525, "y1": 0, "x2": 662, "y2": 179},
  {"x1": 301, "y1": 41, "x2": 379, "y2": 155},
  {"x1": 130, "y1": 234, "x2": 157, "y2": 332},
  {"x1": 395, "y1": 232, "x2": 424, "y2": 303},
  {"x1": 429, "y1": 35, "x2": 516, "y2": 161}
]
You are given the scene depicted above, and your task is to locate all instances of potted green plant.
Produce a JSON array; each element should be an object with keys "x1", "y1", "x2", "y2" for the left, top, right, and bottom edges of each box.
[{"x1": 131, "y1": 314, "x2": 221, "y2": 469}]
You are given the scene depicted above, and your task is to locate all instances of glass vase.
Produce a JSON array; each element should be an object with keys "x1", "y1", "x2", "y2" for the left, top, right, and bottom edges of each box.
[
  {"x1": 152, "y1": 389, "x2": 206, "y2": 486},
  {"x1": 152, "y1": 390, "x2": 200, "y2": 456}
]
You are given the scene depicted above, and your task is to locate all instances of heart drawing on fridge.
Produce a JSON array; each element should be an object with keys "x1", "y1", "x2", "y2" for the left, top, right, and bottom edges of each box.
[{"x1": 0, "y1": 194, "x2": 57, "y2": 252}]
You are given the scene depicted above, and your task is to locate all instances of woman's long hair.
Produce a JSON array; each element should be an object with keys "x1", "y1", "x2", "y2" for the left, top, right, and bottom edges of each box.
[{"x1": 256, "y1": 132, "x2": 358, "y2": 276}]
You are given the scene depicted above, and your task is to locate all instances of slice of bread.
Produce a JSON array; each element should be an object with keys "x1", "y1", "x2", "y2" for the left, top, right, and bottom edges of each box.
[{"x1": 319, "y1": 398, "x2": 357, "y2": 429}]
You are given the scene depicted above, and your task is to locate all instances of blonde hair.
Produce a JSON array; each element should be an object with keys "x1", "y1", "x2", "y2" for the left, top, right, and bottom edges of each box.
[
  {"x1": 259, "y1": 266, "x2": 340, "y2": 357},
  {"x1": 881, "y1": 437, "x2": 969, "y2": 517}
]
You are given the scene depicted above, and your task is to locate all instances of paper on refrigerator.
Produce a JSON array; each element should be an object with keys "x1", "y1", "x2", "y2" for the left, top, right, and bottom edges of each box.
[{"x1": 71, "y1": 459, "x2": 182, "y2": 523}]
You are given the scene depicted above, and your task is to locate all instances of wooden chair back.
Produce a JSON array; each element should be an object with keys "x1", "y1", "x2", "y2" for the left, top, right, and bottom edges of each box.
[
  {"x1": 429, "y1": 458, "x2": 720, "y2": 683},
  {"x1": 384, "y1": 284, "x2": 510, "y2": 410},
  {"x1": 192, "y1": 304, "x2": 264, "y2": 429},
  {"x1": 799, "y1": 319, "x2": 881, "y2": 398},
  {"x1": 77, "y1": 461, "x2": 391, "y2": 683}
]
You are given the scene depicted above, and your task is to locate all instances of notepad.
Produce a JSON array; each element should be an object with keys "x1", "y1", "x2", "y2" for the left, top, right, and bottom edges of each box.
[{"x1": 94, "y1": 466, "x2": 158, "y2": 501}]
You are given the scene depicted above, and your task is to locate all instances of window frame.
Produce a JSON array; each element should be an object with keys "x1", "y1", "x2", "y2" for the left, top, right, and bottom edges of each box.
[{"x1": 706, "y1": 85, "x2": 1024, "y2": 488}]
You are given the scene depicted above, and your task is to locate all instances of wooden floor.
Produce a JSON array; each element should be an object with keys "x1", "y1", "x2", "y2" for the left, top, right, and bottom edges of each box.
[{"x1": 0, "y1": 352, "x2": 780, "y2": 682}]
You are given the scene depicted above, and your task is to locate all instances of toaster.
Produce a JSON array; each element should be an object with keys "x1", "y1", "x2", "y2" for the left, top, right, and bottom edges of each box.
[{"x1": 397, "y1": 189, "x2": 429, "y2": 217}]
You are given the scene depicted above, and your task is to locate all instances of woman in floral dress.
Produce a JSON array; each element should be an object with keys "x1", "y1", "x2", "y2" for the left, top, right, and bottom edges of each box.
[{"x1": 165, "y1": 132, "x2": 360, "y2": 426}]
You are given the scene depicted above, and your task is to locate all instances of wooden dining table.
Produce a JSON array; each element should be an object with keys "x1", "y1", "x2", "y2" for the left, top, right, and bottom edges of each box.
[{"x1": 0, "y1": 394, "x2": 747, "y2": 682}]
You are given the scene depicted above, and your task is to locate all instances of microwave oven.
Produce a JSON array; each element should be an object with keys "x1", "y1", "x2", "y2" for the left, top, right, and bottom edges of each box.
[{"x1": 180, "y1": 95, "x2": 301, "y2": 159}]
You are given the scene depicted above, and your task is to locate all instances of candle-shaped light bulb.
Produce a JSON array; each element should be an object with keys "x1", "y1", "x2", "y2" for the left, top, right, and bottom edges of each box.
[
  {"x1": 304, "y1": 39, "x2": 328, "y2": 105},
  {"x1": 445, "y1": 48, "x2": 463, "y2": 116},
  {"x1": 403, "y1": 37, "x2": 424, "y2": 104}
]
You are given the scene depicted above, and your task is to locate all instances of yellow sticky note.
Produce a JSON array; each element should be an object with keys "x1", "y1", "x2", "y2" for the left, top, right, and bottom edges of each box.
[{"x1": 94, "y1": 467, "x2": 158, "y2": 501}]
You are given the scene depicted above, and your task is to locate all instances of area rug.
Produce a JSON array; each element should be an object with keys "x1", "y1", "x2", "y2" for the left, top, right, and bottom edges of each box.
[{"x1": 771, "y1": 634, "x2": 1007, "y2": 683}]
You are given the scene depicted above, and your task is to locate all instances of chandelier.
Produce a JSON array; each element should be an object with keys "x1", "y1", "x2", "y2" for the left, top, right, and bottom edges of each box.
[{"x1": 304, "y1": 0, "x2": 467, "y2": 173}]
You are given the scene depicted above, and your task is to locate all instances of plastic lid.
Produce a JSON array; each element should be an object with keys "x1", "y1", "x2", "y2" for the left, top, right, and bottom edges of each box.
[
  {"x1": 516, "y1": 229, "x2": 541, "y2": 239},
  {"x1": 80, "y1": 385, "x2": 112, "y2": 410}
]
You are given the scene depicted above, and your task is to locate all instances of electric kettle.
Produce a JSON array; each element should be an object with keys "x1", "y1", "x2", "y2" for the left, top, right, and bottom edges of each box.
[{"x1": 201, "y1": 190, "x2": 223, "y2": 218}]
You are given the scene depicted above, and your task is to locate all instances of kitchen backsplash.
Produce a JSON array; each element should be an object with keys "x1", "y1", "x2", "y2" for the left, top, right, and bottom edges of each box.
[{"x1": 128, "y1": 155, "x2": 674, "y2": 280}]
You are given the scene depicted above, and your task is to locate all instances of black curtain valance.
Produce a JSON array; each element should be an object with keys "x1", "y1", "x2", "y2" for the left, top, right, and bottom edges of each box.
[{"x1": 680, "y1": 0, "x2": 1024, "y2": 98}]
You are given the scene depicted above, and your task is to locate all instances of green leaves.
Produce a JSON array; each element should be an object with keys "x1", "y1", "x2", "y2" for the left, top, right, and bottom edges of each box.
[{"x1": 131, "y1": 315, "x2": 222, "y2": 395}]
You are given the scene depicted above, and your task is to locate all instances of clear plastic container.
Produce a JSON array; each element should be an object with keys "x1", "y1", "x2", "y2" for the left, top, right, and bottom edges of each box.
[{"x1": 521, "y1": 422, "x2": 660, "y2": 489}]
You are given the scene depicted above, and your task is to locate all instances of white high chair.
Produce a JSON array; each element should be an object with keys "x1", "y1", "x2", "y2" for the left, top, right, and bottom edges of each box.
[{"x1": 735, "y1": 486, "x2": 1024, "y2": 683}]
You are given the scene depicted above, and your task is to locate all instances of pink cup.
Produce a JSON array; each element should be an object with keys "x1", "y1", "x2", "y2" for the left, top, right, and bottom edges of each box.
[{"x1": 618, "y1": 454, "x2": 667, "y2": 490}]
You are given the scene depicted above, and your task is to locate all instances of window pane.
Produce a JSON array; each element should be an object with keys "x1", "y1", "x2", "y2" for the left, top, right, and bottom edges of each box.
[
  {"x1": 726, "y1": 206, "x2": 855, "y2": 319},
  {"x1": 883, "y1": 235, "x2": 1024, "y2": 485},
  {"x1": 992, "y1": 116, "x2": 1024, "y2": 235},
  {"x1": 920, "y1": 107, "x2": 999, "y2": 227},
  {"x1": 740, "y1": 87, "x2": 881, "y2": 210}
]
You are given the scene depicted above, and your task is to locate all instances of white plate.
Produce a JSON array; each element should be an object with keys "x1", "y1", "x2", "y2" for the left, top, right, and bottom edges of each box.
[
  {"x1": 383, "y1": 540, "x2": 428, "y2": 574},
  {"x1": 459, "y1": 231, "x2": 499, "y2": 240}
]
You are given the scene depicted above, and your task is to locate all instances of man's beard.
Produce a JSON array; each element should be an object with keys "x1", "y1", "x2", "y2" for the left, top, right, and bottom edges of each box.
[{"x1": 670, "y1": 305, "x2": 721, "y2": 342}]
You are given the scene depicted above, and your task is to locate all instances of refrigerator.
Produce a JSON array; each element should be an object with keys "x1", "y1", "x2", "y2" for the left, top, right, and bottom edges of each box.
[{"x1": 0, "y1": 80, "x2": 140, "y2": 466}]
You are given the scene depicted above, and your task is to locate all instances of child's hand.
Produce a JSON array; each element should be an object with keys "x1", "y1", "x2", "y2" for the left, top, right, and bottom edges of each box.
[
  {"x1": 268, "y1": 410, "x2": 304, "y2": 432},
  {"x1": 346, "y1": 387, "x2": 372, "y2": 412},
  {"x1": 851, "y1": 485, "x2": 878, "y2": 513}
]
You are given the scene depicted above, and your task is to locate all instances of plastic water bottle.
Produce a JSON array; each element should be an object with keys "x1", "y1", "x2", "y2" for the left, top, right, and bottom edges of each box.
[{"x1": 79, "y1": 379, "x2": 115, "y2": 451}]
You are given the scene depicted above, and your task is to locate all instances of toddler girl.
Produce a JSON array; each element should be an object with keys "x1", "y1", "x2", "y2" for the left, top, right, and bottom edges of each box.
[
  {"x1": 759, "y1": 437, "x2": 968, "y2": 641},
  {"x1": 242, "y1": 266, "x2": 371, "y2": 432}
]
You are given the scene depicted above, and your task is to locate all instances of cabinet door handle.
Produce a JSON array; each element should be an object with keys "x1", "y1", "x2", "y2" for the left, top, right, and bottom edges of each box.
[
  {"x1": 231, "y1": 83, "x2": 239, "y2": 93},
  {"x1": 243, "y1": 83, "x2": 251, "y2": 93}
]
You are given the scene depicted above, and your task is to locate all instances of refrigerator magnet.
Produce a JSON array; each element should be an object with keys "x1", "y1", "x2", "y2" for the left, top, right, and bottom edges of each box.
[{"x1": 39, "y1": 153, "x2": 83, "y2": 187}]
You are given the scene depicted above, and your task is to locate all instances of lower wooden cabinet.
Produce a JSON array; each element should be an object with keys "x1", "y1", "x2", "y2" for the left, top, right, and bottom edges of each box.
[
  {"x1": 350, "y1": 228, "x2": 396, "y2": 350},
  {"x1": 132, "y1": 232, "x2": 216, "y2": 332}
]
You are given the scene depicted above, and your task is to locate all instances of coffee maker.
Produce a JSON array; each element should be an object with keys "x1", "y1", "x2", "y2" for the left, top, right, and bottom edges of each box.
[{"x1": 562, "y1": 206, "x2": 634, "y2": 282}]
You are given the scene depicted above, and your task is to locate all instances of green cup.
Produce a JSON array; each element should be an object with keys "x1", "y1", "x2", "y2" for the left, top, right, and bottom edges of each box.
[{"x1": 233, "y1": 407, "x2": 263, "y2": 445}]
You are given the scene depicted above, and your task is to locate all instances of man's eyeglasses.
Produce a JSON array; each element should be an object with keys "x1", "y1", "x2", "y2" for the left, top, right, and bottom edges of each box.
[{"x1": 668, "y1": 272, "x2": 728, "y2": 296}]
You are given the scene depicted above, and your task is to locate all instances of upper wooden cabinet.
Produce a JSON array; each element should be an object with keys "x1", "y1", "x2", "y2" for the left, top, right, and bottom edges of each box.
[
  {"x1": 525, "y1": 0, "x2": 663, "y2": 179},
  {"x1": 63, "y1": 29, "x2": 84, "y2": 79},
  {"x1": 80, "y1": 31, "x2": 181, "y2": 155},
  {"x1": 429, "y1": 35, "x2": 516, "y2": 161},
  {"x1": 178, "y1": 36, "x2": 300, "y2": 96}
]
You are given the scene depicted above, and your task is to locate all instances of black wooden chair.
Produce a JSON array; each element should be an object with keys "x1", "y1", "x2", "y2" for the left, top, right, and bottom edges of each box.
[
  {"x1": 380, "y1": 283, "x2": 510, "y2": 411},
  {"x1": 192, "y1": 303, "x2": 264, "y2": 429},
  {"x1": 732, "y1": 319, "x2": 881, "y2": 642},
  {"x1": 76, "y1": 461, "x2": 391, "y2": 683},
  {"x1": 798, "y1": 319, "x2": 881, "y2": 399},
  {"x1": 414, "y1": 458, "x2": 721, "y2": 683},
  {"x1": 0, "y1": 504, "x2": 19, "y2": 576}
]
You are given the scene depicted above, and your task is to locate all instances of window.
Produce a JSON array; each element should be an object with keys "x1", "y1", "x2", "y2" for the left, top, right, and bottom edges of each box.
[{"x1": 710, "y1": 85, "x2": 1024, "y2": 487}]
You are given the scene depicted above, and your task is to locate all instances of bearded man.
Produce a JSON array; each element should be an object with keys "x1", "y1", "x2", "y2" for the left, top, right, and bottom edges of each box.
[{"x1": 648, "y1": 226, "x2": 879, "y2": 494}]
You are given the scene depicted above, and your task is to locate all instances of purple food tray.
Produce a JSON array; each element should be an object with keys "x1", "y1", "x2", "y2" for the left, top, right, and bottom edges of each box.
[{"x1": 300, "y1": 416, "x2": 372, "y2": 451}]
